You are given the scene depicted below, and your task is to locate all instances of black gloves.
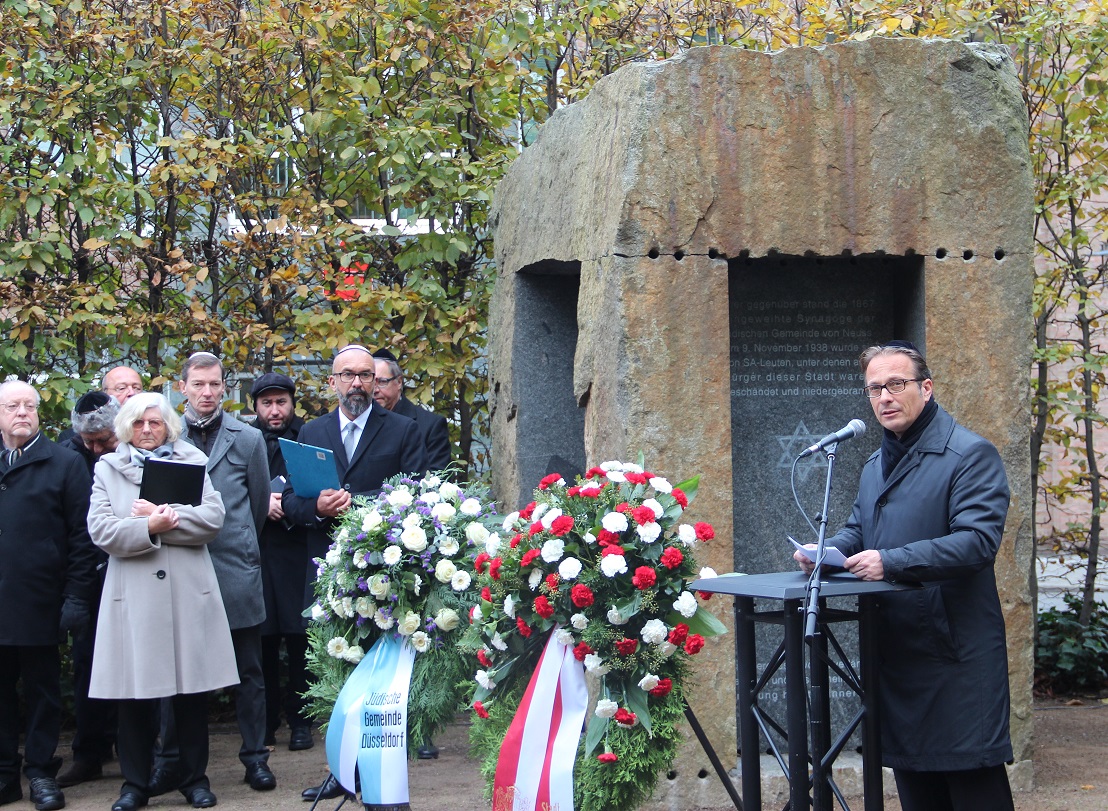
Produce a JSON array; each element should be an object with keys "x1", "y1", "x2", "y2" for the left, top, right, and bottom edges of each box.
[{"x1": 59, "y1": 595, "x2": 91, "y2": 640}]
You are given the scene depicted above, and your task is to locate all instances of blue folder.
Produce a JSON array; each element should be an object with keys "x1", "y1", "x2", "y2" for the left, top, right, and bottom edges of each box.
[{"x1": 279, "y1": 438, "x2": 341, "y2": 498}]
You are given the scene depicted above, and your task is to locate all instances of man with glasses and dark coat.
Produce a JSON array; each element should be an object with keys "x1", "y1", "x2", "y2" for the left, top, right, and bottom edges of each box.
[
  {"x1": 371, "y1": 348, "x2": 451, "y2": 473},
  {"x1": 795, "y1": 341, "x2": 1014, "y2": 811},
  {"x1": 249, "y1": 373, "x2": 314, "y2": 753},
  {"x1": 283, "y1": 345, "x2": 425, "y2": 801},
  {"x1": 0, "y1": 381, "x2": 98, "y2": 811}
]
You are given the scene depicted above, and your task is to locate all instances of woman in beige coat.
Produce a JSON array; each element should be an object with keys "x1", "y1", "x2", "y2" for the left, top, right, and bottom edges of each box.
[{"x1": 87, "y1": 393, "x2": 238, "y2": 811}]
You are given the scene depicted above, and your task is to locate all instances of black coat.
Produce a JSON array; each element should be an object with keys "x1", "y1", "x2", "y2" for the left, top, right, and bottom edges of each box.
[
  {"x1": 392, "y1": 396, "x2": 451, "y2": 473},
  {"x1": 0, "y1": 433, "x2": 98, "y2": 645},
  {"x1": 282, "y1": 403, "x2": 425, "y2": 611},
  {"x1": 829, "y1": 405, "x2": 1012, "y2": 771},
  {"x1": 259, "y1": 416, "x2": 310, "y2": 636}
]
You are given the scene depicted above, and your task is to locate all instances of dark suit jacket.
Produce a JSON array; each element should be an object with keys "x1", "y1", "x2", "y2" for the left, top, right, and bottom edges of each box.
[
  {"x1": 392, "y1": 396, "x2": 451, "y2": 472},
  {"x1": 282, "y1": 403, "x2": 425, "y2": 611}
]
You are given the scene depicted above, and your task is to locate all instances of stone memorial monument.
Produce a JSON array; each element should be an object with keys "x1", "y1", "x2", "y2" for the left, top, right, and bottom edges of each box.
[{"x1": 489, "y1": 38, "x2": 1034, "y2": 803}]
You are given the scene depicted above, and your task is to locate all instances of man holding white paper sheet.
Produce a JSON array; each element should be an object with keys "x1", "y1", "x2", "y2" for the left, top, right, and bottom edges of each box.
[{"x1": 793, "y1": 341, "x2": 1013, "y2": 811}]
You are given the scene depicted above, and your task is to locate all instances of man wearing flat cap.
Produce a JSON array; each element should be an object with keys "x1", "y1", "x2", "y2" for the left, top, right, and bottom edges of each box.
[
  {"x1": 250, "y1": 374, "x2": 314, "y2": 752},
  {"x1": 371, "y1": 349, "x2": 451, "y2": 473}
]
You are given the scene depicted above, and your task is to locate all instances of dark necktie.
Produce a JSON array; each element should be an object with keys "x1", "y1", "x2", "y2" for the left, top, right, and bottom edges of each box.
[{"x1": 8, "y1": 448, "x2": 20, "y2": 467}]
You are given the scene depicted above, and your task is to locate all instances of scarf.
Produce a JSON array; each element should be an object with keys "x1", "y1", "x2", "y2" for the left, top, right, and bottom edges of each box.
[
  {"x1": 879, "y1": 397, "x2": 938, "y2": 480},
  {"x1": 129, "y1": 444, "x2": 174, "y2": 468}
]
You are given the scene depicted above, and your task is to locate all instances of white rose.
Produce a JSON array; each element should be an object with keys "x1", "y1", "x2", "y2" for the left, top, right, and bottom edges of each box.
[
  {"x1": 401, "y1": 525, "x2": 428, "y2": 552},
  {"x1": 475, "y1": 669, "x2": 496, "y2": 690},
  {"x1": 387, "y1": 487, "x2": 414, "y2": 507},
  {"x1": 570, "y1": 612, "x2": 589, "y2": 630},
  {"x1": 642, "y1": 498, "x2": 664, "y2": 518},
  {"x1": 558, "y1": 557, "x2": 582, "y2": 580},
  {"x1": 435, "y1": 607, "x2": 460, "y2": 632},
  {"x1": 382, "y1": 545, "x2": 403, "y2": 566},
  {"x1": 607, "y1": 607, "x2": 627, "y2": 625},
  {"x1": 484, "y1": 534, "x2": 501, "y2": 557},
  {"x1": 354, "y1": 597, "x2": 375, "y2": 618},
  {"x1": 472, "y1": 604, "x2": 483, "y2": 622},
  {"x1": 439, "y1": 482, "x2": 463, "y2": 501},
  {"x1": 601, "y1": 512, "x2": 628, "y2": 533},
  {"x1": 419, "y1": 490, "x2": 441, "y2": 504},
  {"x1": 640, "y1": 618, "x2": 668, "y2": 645},
  {"x1": 343, "y1": 645, "x2": 365, "y2": 664},
  {"x1": 369, "y1": 574, "x2": 390, "y2": 600},
  {"x1": 410, "y1": 631, "x2": 431, "y2": 653},
  {"x1": 431, "y1": 502, "x2": 456, "y2": 521},
  {"x1": 341, "y1": 597, "x2": 354, "y2": 618},
  {"x1": 583, "y1": 653, "x2": 609, "y2": 675},
  {"x1": 325, "y1": 547, "x2": 342, "y2": 566},
  {"x1": 594, "y1": 698, "x2": 618, "y2": 719},
  {"x1": 460, "y1": 498, "x2": 482, "y2": 516},
  {"x1": 600, "y1": 554, "x2": 628, "y2": 578},
  {"x1": 398, "y1": 610, "x2": 422, "y2": 636},
  {"x1": 373, "y1": 608, "x2": 396, "y2": 630},
  {"x1": 466, "y1": 522, "x2": 490, "y2": 544},
  {"x1": 361, "y1": 510, "x2": 383, "y2": 531},
  {"x1": 326, "y1": 637, "x2": 349, "y2": 658},
  {"x1": 435, "y1": 559, "x2": 457, "y2": 584},
  {"x1": 540, "y1": 507, "x2": 563, "y2": 530},
  {"x1": 438, "y1": 537, "x2": 460, "y2": 557},
  {"x1": 451, "y1": 570, "x2": 472, "y2": 591},
  {"x1": 402, "y1": 512, "x2": 423, "y2": 529},
  {"x1": 554, "y1": 628, "x2": 575, "y2": 647},
  {"x1": 636, "y1": 522, "x2": 662, "y2": 543},
  {"x1": 490, "y1": 632, "x2": 507, "y2": 651},
  {"x1": 540, "y1": 538, "x2": 565, "y2": 563},
  {"x1": 673, "y1": 591, "x2": 698, "y2": 618},
  {"x1": 501, "y1": 511, "x2": 520, "y2": 531},
  {"x1": 677, "y1": 524, "x2": 697, "y2": 546},
  {"x1": 649, "y1": 477, "x2": 672, "y2": 494},
  {"x1": 528, "y1": 568, "x2": 542, "y2": 591},
  {"x1": 503, "y1": 594, "x2": 516, "y2": 618},
  {"x1": 638, "y1": 673, "x2": 660, "y2": 692},
  {"x1": 699, "y1": 566, "x2": 719, "y2": 580}
]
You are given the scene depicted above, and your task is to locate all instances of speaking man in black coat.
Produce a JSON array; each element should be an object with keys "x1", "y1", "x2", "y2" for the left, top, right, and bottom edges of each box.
[
  {"x1": 249, "y1": 373, "x2": 314, "y2": 753},
  {"x1": 795, "y1": 341, "x2": 1014, "y2": 811},
  {"x1": 371, "y1": 349, "x2": 451, "y2": 473},
  {"x1": 0, "y1": 381, "x2": 98, "y2": 811},
  {"x1": 283, "y1": 345, "x2": 425, "y2": 802}
]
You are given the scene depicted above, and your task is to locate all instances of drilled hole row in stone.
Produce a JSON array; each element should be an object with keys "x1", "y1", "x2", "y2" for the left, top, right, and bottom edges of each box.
[{"x1": 644, "y1": 248, "x2": 1008, "y2": 261}]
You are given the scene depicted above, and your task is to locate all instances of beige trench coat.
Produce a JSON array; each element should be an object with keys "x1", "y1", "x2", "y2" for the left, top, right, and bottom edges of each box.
[{"x1": 88, "y1": 440, "x2": 240, "y2": 700}]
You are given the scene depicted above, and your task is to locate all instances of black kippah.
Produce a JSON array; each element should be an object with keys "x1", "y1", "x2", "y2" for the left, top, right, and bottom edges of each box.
[
  {"x1": 75, "y1": 391, "x2": 111, "y2": 414},
  {"x1": 883, "y1": 339, "x2": 920, "y2": 353}
]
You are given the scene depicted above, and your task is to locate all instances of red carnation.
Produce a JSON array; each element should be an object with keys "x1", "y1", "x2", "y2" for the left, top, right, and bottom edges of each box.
[
  {"x1": 614, "y1": 638, "x2": 638, "y2": 656},
  {"x1": 614, "y1": 708, "x2": 637, "y2": 727},
  {"x1": 528, "y1": 521, "x2": 543, "y2": 537},
  {"x1": 474, "y1": 552, "x2": 490, "y2": 573},
  {"x1": 615, "y1": 502, "x2": 632, "y2": 514},
  {"x1": 695, "y1": 522, "x2": 715, "y2": 541},
  {"x1": 533, "y1": 595, "x2": 555, "y2": 619},
  {"x1": 632, "y1": 566, "x2": 657, "y2": 590},
  {"x1": 550, "y1": 515, "x2": 575, "y2": 536},
  {"x1": 516, "y1": 617, "x2": 532, "y2": 637},
  {"x1": 698, "y1": 591, "x2": 714, "y2": 601},
  {"x1": 625, "y1": 472, "x2": 648, "y2": 485},
  {"x1": 579, "y1": 486, "x2": 602, "y2": 499},
  {"x1": 570, "y1": 584, "x2": 594, "y2": 607},
  {"x1": 642, "y1": 470, "x2": 654, "y2": 479},
  {"x1": 477, "y1": 649, "x2": 491, "y2": 667},
  {"x1": 601, "y1": 544, "x2": 625, "y2": 558},
  {"x1": 671, "y1": 487, "x2": 689, "y2": 508},
  {"x1": 545, "y1": 573, "x2": 561, "y2": 592},
  {"x1": 597, "y1": 529, "x2": 621, "y2": 546},
  {"x1": 668, "y1": 623, "x2": 689, "y2": 645},
  {"x1": 510, "y1": 533, "x2": 522, "y2": 548},
  {"x1": 567, "y1": 485, "x2": 581, "y2": 497},
  {"x1": 539, "y1": 473, "x2": 562, "y2": 490},
  {"x1": 631, "y1": 505, "x2": 656, "y2": 526},
  {"x1": 650, "y1": 678, "x2": 673, "y2": 697},
  {"x1": 488, "y1": 557, "x2": 503, "y2": 580},
  {"x1": 684, "y1": 633, "x2": 706, "y2": 655},
  {"x1": 473, "y1": 701, "x2": 489, "y2": 719},
  {"x1": 597, "y1": 752, "x2": 618, "y2": 764},
  {"x1": 660, "y1": 547, "x2": 684, "y2": 569},
  {"x1": 585, "y1": 467, "x2": 608, "y2": 480},
  {"x1": 481, "y1": 586, "x2": 492, "y2": 602},
  {"x1": 520, "y1": 549, "x2": 541, "y2": 568},
  {"x1": 572, "y1": 641, "x2": 593, "y2": 661},
  {"x1": 519, "y1": 501, "x2": 537, "y2": 520}
]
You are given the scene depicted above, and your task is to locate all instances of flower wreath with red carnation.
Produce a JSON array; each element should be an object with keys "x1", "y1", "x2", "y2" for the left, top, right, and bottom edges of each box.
[{"x1": 462, "y1": 460, "x2": 725, "y2": 811}]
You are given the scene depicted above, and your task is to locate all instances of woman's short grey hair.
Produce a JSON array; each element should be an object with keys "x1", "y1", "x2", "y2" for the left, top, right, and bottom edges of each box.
[
  {"x1": 115, "y1": 393, "x2": 183, "y2": 445},
  {"x1": 72, "y1": 397, "x2": 120, "y2": 435}
]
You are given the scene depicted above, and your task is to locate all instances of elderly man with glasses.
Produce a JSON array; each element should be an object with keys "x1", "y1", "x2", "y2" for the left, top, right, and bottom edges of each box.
[
  {"x1": 0, "y1": 381, "x2": 98, "y2": 811},
  {"x1": 794, "y1": 341, "x2": 1014, "y2": 811}
]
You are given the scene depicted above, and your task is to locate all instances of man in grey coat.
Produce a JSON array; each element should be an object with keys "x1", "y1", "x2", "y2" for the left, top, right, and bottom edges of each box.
[
  {"x1": 151, "y1": 353, "x2": 275, "y2": 795},
  {"x1": 795, "y1": 341, "x2": 1013, "y2": 811}
]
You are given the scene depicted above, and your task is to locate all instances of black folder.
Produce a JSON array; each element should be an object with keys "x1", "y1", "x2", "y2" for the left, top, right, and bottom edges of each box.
[{"x1": 139, "y1": 458, "x2": 205, "y2": 507}]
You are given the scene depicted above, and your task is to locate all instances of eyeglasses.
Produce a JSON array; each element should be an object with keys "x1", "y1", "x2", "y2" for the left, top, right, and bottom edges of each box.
[
  {"x1": 373, "y1": 375, "x2": 399, "y2": 388},
  {"x1": 334, "y1": 371, "x2": 375, "y2": 383},
  {"x1": 0, "y1": 401, "x2": 38, "y2": 414},
  {"x1": 107, "y1": 383, "x2": 142, "y2": 394},
  {"x1": 132, "y1": 418, "x2": 166, "y2": 430},
  {"x1": 863, "y1": 378, "x2": 923, "y2": 399}
]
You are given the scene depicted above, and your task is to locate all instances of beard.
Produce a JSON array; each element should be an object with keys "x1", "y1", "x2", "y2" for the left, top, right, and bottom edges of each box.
[{"x1": 339, "y1": 389, "x2": 370, "y2": 418}]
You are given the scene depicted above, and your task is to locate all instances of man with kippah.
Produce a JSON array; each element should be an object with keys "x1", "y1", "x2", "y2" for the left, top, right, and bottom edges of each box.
[
  {"x1": 794, "y1": 341, "x2": 1014, "y2": 811},
  {"x1": 56, "y1": 393, "x2": 121, "y2": 788}
]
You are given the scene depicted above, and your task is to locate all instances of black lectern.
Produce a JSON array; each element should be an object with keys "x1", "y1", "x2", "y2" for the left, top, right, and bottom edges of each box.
[{"x1": 689, "y1": 571, "x2": 916, "y2": 811}]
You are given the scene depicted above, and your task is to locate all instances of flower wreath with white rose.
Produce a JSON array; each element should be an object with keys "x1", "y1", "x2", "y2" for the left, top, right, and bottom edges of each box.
[
  {"x1": 461, "y1": 460, "x2": 725, "y2": 811},
  {"x1": 304, "y1": 472, "x2": 497, "y2": 758}
]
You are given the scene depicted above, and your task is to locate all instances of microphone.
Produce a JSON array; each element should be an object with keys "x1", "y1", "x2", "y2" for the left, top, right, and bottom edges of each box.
[{"x1": 798, "y1": 419, "x2": 867, "y2": 458}]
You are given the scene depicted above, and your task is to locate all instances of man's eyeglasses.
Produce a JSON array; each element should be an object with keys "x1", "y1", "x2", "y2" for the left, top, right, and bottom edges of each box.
[
  {"x1": 0, "y1": 401, "x2": 37, "y2": 414},
  {"x1": 108, "y1": 383, "x2": 142, "y2": 394},
  {"x1": 373, "y1": 375, "x2": 399, "y2": 389},
  {"x1": 334, "y1": 371, "x2": 375, "y2": 384},
  {"x1": 863, "y1": 378, "x2": 923, "y2": 399}
]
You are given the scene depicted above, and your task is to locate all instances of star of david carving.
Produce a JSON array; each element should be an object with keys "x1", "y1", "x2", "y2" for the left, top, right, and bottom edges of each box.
[{"x1": 776, "y1": 420, "x2": 825, "y2": 483}]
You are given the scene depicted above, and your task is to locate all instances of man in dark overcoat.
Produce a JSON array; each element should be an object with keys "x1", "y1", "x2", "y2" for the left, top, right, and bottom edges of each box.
[
  {"x1": 283, "y1": 344, "x2": 425, "y2": 801},
  {"x1": 795, "y1": 341, "x2": 1014, "y2": 811},
  {"x1": 249, "y1": 373, "x2": 314, "y2": 752},
  {"x1": 0, "y1": 381, "x2": 97, "y2": 811},
  {"x1": 371, "y1": 349, "x2": 451, "y2": 472}
]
